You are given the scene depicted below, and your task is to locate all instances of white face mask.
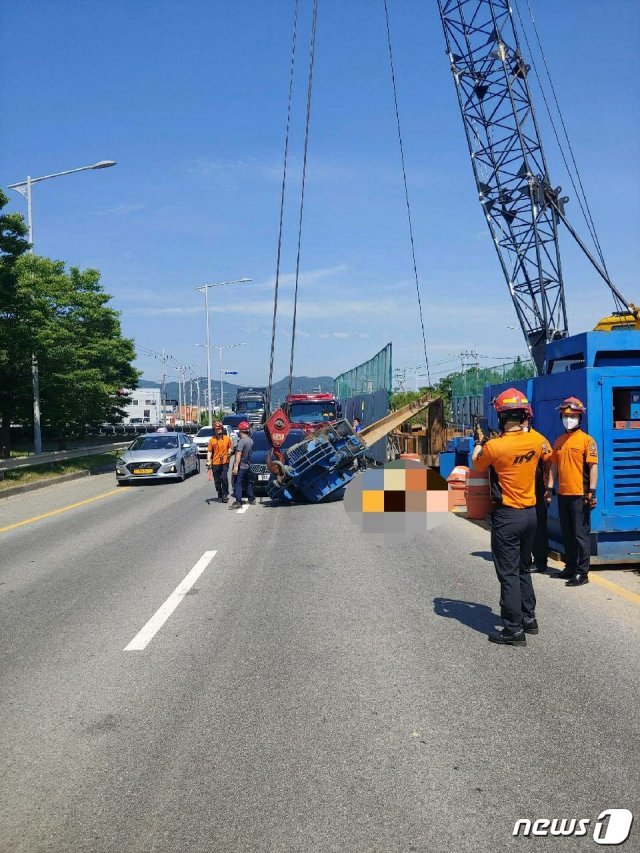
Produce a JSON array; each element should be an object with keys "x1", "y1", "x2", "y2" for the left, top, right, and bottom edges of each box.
[{"x1": 562, "y1": 416, "x2": 580, "y2": 431}]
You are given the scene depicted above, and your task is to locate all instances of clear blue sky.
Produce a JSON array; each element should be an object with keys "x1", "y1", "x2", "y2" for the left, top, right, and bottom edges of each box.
[{"x1": 2, "y1": 1, "x2": 639, "y2": 389}]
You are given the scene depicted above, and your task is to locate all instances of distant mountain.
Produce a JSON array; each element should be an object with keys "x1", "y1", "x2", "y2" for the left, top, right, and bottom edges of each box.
[
  {"x1": 137, "y1": 375, "x2": 335, "y2": 407},
  {"x1": 271, "y1": 376, "x2": 335, "y2": 400}
]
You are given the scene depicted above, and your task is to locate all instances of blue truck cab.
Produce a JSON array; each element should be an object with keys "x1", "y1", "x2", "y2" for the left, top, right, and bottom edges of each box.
[{"x1": 483, "y1": 331, "x2": 640, "y2": 563}]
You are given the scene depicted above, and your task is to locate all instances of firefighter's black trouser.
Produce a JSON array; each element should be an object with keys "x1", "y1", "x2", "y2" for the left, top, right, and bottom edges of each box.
[
  {"x1": 491, "y1": 505, "x2": 537, "y2": 633},
  {"x1": 558, "y1": 495, "x2": 591, "y2": 575},
  {"x1": 531, "y1": 473, "x2": 548, "y2": 569},
  {"x1": 211, "y1": 463, "x2": 229, "y2": 499}
]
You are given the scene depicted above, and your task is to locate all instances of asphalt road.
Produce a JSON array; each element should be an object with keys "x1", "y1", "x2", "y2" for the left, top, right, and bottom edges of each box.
[{"x1": 1, "y1": 470, "x2": 638, "y2": 853}]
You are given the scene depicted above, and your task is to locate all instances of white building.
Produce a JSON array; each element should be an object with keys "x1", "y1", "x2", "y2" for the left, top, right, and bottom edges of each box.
[{"x1": 122, "y1": 388, "x2": 162, "y2": 424}]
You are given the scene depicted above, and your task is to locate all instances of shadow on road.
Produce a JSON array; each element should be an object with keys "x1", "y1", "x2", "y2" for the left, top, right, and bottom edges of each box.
[
  {"x1": 433, "y1": 597, "x2": 501, "y2": 636},
  {"x1": 470, "y1": 551, "x2": 493, "y2": 562}
]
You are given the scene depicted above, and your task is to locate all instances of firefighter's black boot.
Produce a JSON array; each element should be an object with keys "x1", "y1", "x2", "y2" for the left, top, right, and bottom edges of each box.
[{"x1": 488, "y1": 629, "x2": 526, "y2": 646}]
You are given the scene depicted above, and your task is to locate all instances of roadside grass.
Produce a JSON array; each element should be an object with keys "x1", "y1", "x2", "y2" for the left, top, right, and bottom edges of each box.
[{"x1": 0, "y1": 452, "x2": 118, "y2": 492}]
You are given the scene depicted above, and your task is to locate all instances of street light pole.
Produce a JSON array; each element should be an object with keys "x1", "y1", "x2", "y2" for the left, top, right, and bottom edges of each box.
[
  {"x1": 219, "y1": 346, "x2": 224, "y2": 411},
  {"x1": 26, "y1": 176, "x2": 33, "y2": 246},
  {"x1": 195, "y1": 277, "x2": 251, "y2": 427},
  {"x1": 196, "y1": 342, "x2": 246, "y2": 415},
  {"x1": 204, "y1": 285, "x2": 212, "y2": 426},
  {"x1": 7, "y1": 160, "x2": 117, "y2": 454}
]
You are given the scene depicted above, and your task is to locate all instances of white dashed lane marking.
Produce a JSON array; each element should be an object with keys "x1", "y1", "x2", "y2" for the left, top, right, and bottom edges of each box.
[{"x1": 124, "y1": 551, "x2": 217, "y2": 651}]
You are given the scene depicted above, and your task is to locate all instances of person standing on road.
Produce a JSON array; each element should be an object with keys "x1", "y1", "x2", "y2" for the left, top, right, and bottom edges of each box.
[
  {"x1": 472, "y1": 389, "x2": 553, "y2": 646},
  {"x1": 547, "y1": 397, "x2": 598, "y2": 587},
  {"x1": 229, "y1": 421, "x2": 255, "y2": 510},
  {"x1": 207, "y1": 421, "x2": 232, "y2": 503},
  {"x1": 523, "y1": 408, "x2": 552, "y2": 574},
  {"x1": 353, "y1": 417, "x2": 367, "y2": 470}
]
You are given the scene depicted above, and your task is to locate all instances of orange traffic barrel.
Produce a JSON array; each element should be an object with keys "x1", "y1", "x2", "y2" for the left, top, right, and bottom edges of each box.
[
  {"x1": 447, "y1": 465, "x2": 469, "y2": 511},
  {"x1": 466, "y1": 468, "x2": 493, "y2": 519}
]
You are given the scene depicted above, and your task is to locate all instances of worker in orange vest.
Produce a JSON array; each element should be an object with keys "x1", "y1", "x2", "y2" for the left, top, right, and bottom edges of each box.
[
  {"x1": 472, "y1": 388, "x2": 553, "y2": 646},
  {"x1": 546, "y1": 397, "x2": 598, "y2": 587},
  {"x1": 207, "y1": 421, "x2": 232, "y2": 503},
  {"x1": 523, "y1": 406, "x2": 553, "y2": 573}
]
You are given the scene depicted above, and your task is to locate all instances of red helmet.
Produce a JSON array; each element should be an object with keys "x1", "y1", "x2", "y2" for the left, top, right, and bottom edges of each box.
[
  {"x1": 238, "y1": 420, "x2": 250, "y2": 431},
  {"x1": 493, "y1": 388, "x2": 532, "y2": 417},
  {"x1": 557, "y1": 396, "x2": 586, "y2": 415},
  {"x1": 213, "y1": 420, "x2": 223, "y2": 430}
]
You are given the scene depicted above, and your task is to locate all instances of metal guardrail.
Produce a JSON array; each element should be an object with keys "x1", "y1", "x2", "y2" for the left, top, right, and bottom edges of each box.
[{"x1": 0, "y1": 442, "x2": 130, "y2": 477}]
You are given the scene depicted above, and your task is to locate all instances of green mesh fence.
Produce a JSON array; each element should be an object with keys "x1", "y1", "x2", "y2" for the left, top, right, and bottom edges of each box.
[
  {"x1": 334, "y1": 343, "x2": 392, "y2": 399},
  {"x1": 450, "y1": 358, "x2": 535, "y2": 397}
]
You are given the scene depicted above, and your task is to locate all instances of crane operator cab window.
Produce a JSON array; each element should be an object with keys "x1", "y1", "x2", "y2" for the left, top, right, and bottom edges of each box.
[{"x1": 548, "y1": 354, "x2": 585, "y2": 374}]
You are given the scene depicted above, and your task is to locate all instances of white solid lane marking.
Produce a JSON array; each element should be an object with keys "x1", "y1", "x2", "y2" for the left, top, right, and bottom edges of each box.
[
  {"x1": 124, "y1": 550, "x2": 217, "y2": 651},
  {"x1": 236, "y1": 503, "x2": 250, "y2": 514}
]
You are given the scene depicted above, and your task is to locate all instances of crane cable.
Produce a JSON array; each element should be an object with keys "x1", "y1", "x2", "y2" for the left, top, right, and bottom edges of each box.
[
  {"x1": 383, "y1": 0, "x2": 431, "y2": 386},
  {"x1": 266, "y1": 0, "x2": 300, "y2": 414},
  {"x1": 513, "y1": 0, "x2": 624, "y2": 313},
  {"x1": 287, "y1": 0, "x2": 319, "y2": 398}
]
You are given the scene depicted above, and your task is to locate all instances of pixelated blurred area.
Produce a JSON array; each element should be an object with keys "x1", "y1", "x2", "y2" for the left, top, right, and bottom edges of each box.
[{"x1": 344, "y1": 459, "x2": 450, "y2": 544}]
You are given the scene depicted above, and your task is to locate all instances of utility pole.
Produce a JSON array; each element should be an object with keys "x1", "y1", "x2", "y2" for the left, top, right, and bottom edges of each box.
[
  {"x1": 393, "y1": 367, "x2": 407, "y2": 392},
  {"x1": 160, "y1": 349, "x2": 168, "y2": 425},
  {"x1": 8, "y1": 160, "x2": 116, "y2": 454},
  {"x1": 459, "y1": 347, "x2": 480, "y2": 429}
]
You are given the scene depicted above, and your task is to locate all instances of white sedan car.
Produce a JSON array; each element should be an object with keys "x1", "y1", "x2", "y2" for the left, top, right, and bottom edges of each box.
[
  {"x1": 193, "y1": 426, "x2": 238, "y2": 458},
  {"x1": 115, "y1": 432, "x2": 200, "y2": 484}
]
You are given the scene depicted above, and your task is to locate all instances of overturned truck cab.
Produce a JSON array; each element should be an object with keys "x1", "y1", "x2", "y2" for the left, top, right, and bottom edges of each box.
[{"x1": 264, "y1": 395, "x2": 432, "y2": 504}]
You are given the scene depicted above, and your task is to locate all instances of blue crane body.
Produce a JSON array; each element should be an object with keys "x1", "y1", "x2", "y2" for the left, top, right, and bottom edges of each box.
[
  {"x1": 483, "y1": 332, "x2": 640, "y2": 563},
  {"x1": 267, "y1": 421, "x2": 365, "y2": 504},
  {"x1": 435, "y1": 0, "x2": 640, "y2": 562}
]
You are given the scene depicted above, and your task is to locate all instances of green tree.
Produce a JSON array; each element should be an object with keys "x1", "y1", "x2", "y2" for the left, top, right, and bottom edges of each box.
[
  {"x1": 0, "y1": 189, "x2": 31, "y2": 456},
  {"x1": 16, "y1": 255, "x2": 140, "y2": 448},
  {"x1": 1, "y1": 247, "x2": 140, "y2": 454},
  {"x1": 390, "y1": 374, "x2": 458, "y2": 427}
]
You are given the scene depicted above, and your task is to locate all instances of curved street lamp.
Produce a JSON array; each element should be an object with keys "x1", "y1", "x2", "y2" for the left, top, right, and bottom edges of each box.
[{"x1": 6, "y1": 159, "x2": 117, "y2": 454}]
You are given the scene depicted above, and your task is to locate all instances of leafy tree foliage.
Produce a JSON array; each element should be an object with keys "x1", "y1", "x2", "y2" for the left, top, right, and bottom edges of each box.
[
  {"x1": 390, "y1": 372, "x2": 460, "y2": 426},
  {"x1": 0, "y1": 189, "x2": 31, "y2": 455},
  {"x1": 0, "y1": 192, "x2": 139, "y2": 455}
]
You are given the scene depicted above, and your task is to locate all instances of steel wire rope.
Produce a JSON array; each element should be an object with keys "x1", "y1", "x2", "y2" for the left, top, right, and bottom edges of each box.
[
  {"x1": 266, "y1": 0, "x2": 300, "y2": 414},
  {"x1": 513, "y1": 0, "x2": 622, "y2": 311},
  {"x1": 383, "y1": 0, "x2": 431, "y2": 386},
  {"x1": 288, "y1": 0, "x2": 319, "y2": 398},
  {"x1": 512, "y1": 0, "x2": 602, "y2": 258}
]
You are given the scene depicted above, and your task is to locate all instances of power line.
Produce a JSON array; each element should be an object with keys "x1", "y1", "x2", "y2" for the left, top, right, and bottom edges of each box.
[
  {"x1": 267, "y1": 0, "x2": 300, "y2": 413},
  {"x1": 383, "y1": 0, "x2": 430, "y2": 385},
  {"x1": 288, "y1": 0, "x2": 319, "y2": 398},
  {"x1": 513, "y1": 0, "x2": 622, "y2": 312}
]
